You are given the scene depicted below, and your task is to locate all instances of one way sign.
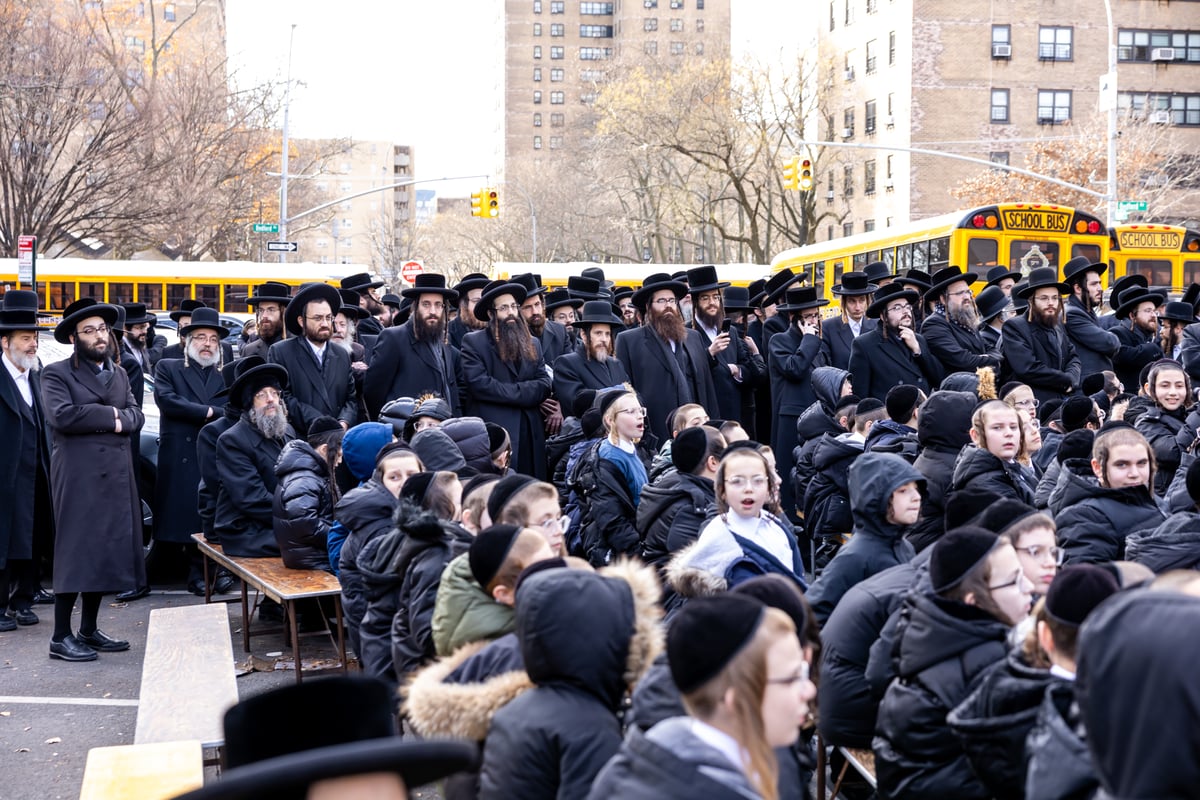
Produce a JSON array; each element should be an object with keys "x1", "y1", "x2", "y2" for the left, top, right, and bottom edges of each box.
[{"x1": 266, "y1": 241, "x2": 298, "y2": 252}]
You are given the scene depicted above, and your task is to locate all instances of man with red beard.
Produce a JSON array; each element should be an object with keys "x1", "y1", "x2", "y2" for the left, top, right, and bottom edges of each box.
[
  {"x1": 615, "y1": 273, "x2": 718, "y2": 445},
  {"x1": 552, "y1": 300, "x2": 630, "y2": 409},
  {"x1": 461, "y1": 280, "x2": 553, "y2": 479},
  {"x1": 849, "y1": 283, "x2": 945, "y2": 401},
  {"x1": 1001, "y1": 267, "x2": 1083, "y2": 404},
  {"x1": 448, "y1": 272, "x2": 489, "y2": 350},
  {"x1": 920, "y1": 266, "x2": 1002, "y2": 376},
  {"x1": 364, "y1": 274, "x2": 463, "y2": 420}
]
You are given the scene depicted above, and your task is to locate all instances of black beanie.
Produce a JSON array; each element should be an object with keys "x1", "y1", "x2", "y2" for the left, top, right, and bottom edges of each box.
[
  {"x1": 1187, "y1": 459, "x2": 1200, "y2": 506},
  {"x1": 1045, "y1": 564, "x2": 1119, "y2": 627},
  {"x1": 885, "y1": 384, "x2": 922, "y2": 423},
  {"x1": 1060, "y1": 396, "x2": 1095, "y2": 432},
  {"x1": 1057, "y1": 429, "x2": 1095, "y2": 464},
  {"x1": 943, "y1": 488, "x2": 1004, "y2": 532},
  {"x1": 854, "y1": 397, "x2": 885, "y2": 416},
  {"x1": 399, "y1": 471, "x2": 437, "y2": 508},
  {"x1": 971, "y1": 498, "x2": 1039, "y2": 535},
  {"x1": 486, "y1": 473, "x2": 537, "y2": 522},
  {"x1": 468, "y1": 524, "x2": 523, "y2": 588},
  {"x1": 732, "y1": 574, "x2": 810, "y2": 643},
  {"x1": 672, "y1": 426, "x2": 710, "y2": 474},
  {"x1": 307, "y1": 415, "x2": 342, "y2": 438},
  {"x1": 1081, "y1": 372, "x2": 1107, "y2": 396},
  {"x1": 834, "y1": 394, "x2": 860, "y2": 417},
  {"x1": 930, "y1": 526, "x2": 999, "y2": 594},
  {"x1": 668, "y1": 595, "x2": 766, "y2": 694}
]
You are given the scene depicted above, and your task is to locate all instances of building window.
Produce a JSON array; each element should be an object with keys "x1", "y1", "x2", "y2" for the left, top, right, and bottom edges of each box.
[
  {"x1": 1037, "y1": 90, "x2": 1072, "y2": 123},
  {"x1": 534, "y1": 0, "x2": 542, "y2": 11},
  {"x1": 163, "y1": 3, "x2": 176, "y2": 21},
  {"x1": 670, "y1": 18, "x2": 683, "y2": 32},
  {"x1": 670, "y1": 40, "x2": 685, "y2": 55},
  {"x1": 551, "y1": 23, "x2": 564, "y2": 35},
  {"x1": 865, "y1": 160, "x2": 877, "y2": 194},
  {"x1": 865, "y1": 99, "x2": 877, "y2": 133},
  {"x1": 845, "y1": 0, "x2": 854, "y2": 25},
  {"x1": 866, "y1": 39, "x2": 877, "y2": 74},
  {"x1": 843, "y1": 222, "x2": 855, "y2": 237},
  {"x1": 580, "y1": 2, "x2": 613, "y2": 13},
  {"x1": 889, "y1": 31, "x2": 896, "y2": 64},
  {"x1": 867, "y1": 0, "x2": 877, "y2": 12},
  {"x1": 580, "y1": 47, "x2": 612, "y2": 59},
  {"x1": 550, "y1": 91, "x2": 565, "y2": 104},
  {"x1": 534, "y1": 23, "x2": 542, "y2": 35},
  {"x1": 992, "y1": 25, "x2": 1010, "y2": 47},
  {"x1": 694, "y1": 42, "x2": 704, "y2": 55},
  {"x1": 534, "y1": 46, "x2": 542, "y2": 58},
  {"x1": 697, "y1": 18, "x2": 704, "y2": 32},
  {"x1": 671, "y1": 0, "x2": 683, "y2": 7},
  {"x1": 534, "y1": 136, "x2": 543, "y2": 149},
  {"x1": 551, "y1": 68, "x2": 564, "y2": 81},
  {"x1": 843, "y1": 165, "x2": 854, "y2": 196},
  {"x1": 864, "y1": 219, "x2": 876, "y2": 233},
  {"x1": 551, "y1": 112, "x2": 564, "y2": 126},
  {"x1": 1119, "y1": 91, "x2": 1200, "y2": 125},
  {"x1": 581, "y1": 69, "x2": 605, "y2": 81},
  {"x1": 551, "y1": 46, "x2": 564, "y2": 58},
  {"x1": 644, "y1": 0, "x2": 657, "y2": 6},
  {"x1": 990, "y1": 151, "x2": 1010, "y2": 170},
  {"x1": 551, "y1": 0, "x2": 564, "y2": 11},
  {"x1": 534, "y1": 113, "x2": 543, "y2": 126},
  {"x1": 1118, "y1": 30, "x2": 1200, "y2": 62},
  {"x1": 581, "y1": 91, "x2": 597, "y2": 103},
  {"x1": 645, "y1": 18, "x2": 658, "y2": 31},
  {"x1": 534, "y1": 91, "x2": 543, "y2": 104},
  {"x1": 549, "y1": 136, "x2": 563, "y2": 149},
  {"x1": 886, "y1": 154, "x2": 893, "y2": 178},
  {"x1": 829, "y1": 1, "x2": 835, "y2": 31},
  {"x1": 991, "y1": 89, "x2": 1009, "y2": 122},
  {"x1": 533, "y1": 67, "x2": 542, "y2": 81},
  {"x1": 697, "y1": 0, "x2": 704, "y2": 7},
  {"x1": 645, "y1": 41, "x2": 658, "y2": 55},
  {"x1": 1039, "y1": 26, "x2": 1073, "y2": 61},
  {"x1": 579, "y1": 24, "x2": 613, "y2": 37},
  {"x1": 843, "y1": 107, "x2": 855, "y2": 138}
]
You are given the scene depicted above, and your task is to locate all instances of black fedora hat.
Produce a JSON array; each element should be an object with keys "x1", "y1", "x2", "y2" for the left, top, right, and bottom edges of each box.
[
  {"x1": 1181, "y1": 283, "x2": 1200, "y2": 310},
  {"x1": 1062, "y1": 255, "x2": 1107, "y2": 283},
  {"x1": 723, "y1": 286, "x2": 754, "y2": 312},
  {"x1": 510, "y1": 273, "x2": 547, "y2": 298},
  {"x1": 284, "y1": 283, "x2": 342, "y2": 336},
  {"x1": 0, "y1": 290, "x2": 41, "y2": 333},
  {"x1": 777, "y1": 286, "x2": 830, "y2": 312},
  {"x1": 1106, "y1": 274, "x2": 1148, "y2": 307},
  {"x1": 55, "y1": 298, "x2": 120, "y2": 344},
  {"x1": 686, "y1": 265, "x2": 731, "y2": 295},
  {"x1": 926, "y1": 266, "x2": 979, "y2": 300},
  {"x1": 613, "y1": 285, "x2": 635, "y2": 303},
  {"x1": 984, "y1": 265, "x2": 1021, "y2": 287},
  {"x1": 575, "y1": 299, "x2": 624, "y2": 327},
  {"x1": 230, "y1": 360, "x2": 289, "y2": 409},
  {"x1": 566, "y1": 275, "x2": 603, "y2": 300},
  {"x1": 339, "y1": 272, "x2": 384, "y2": 293},
  {"x1": 866, "y1": 283, "x2": 920, "y2": 319},
  {"x1": 1114, "y1": 285, "x2": 1166, "y2": 320},
  {"x1": 762, "y1": 269, "x2": 803, "y2": 307},
  {"x1": 452, "y1": 272, "x2": 490, "y2": 295},
  {"x1": 863, "y1": 261, "x2": 893, "y2": 284},
  {"x1": 178, "y1": 306, "x2": 230, "y2": 339},
  {"x1": 1011, "y1": 281, "x2": 1030, "y2": 314},
  {"x1": 169, "y1": 298, "x2": 206, "y2": 323},
  {"x1": 119, "y1": 302, "x2": 156, "y2": 327},
  {"x1": 1159, "y1": 301, "x2": 1196, "y2": 325},
  {"x1": 337, "y1": 288, "x2": 372, "y2": 320},
  {"x1": 246, "y1": 281, "x2": 292, "y2": 307},
  {"x1": 401, "y1": 273, "x2": 460, "y2": 303},
  {"x1": 831, "y1": 271, "x2": 878, "y2": 297},
  {"x1": 746, "y1": 279, "x2": 767, "y2": 307},
  {"x1": 545, "y1": 288, "x2": 584, "y2": 313},
  {"x1": 475, "y1": 280, "x2": 527, "y2": 322},
  {"x1": 896, "y1": 269, "x2": 933, "y2": 293},
  {"x1": 380, "y1": 292, "x2": 403, "y2": 310},
  {"x1": 1015, "y1": 267, "x2": 1072, "y2": 300},
  {"x1": 976, "y1": 285, "x2": 1010, "y2": 323},
  {"x1": 632, "y1": 272, "x2": 688, "y2": 310},
  {"x1": 581, "y1": 266, "x2": 615, "y2": 291}
]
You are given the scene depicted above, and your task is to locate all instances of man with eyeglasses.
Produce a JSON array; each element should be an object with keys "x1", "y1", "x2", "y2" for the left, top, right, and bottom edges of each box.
[
  {"x1": 161, "y1": 299, "x2": 235, "y2": 363},
  {"x1": 40, "y1": 299, "x2": 145, "y2": 662},
  {"x1": 240, "y1": 281, "x2": 291, "y2": 360},
  {"x1": 268, "y1": 283, "x2": 358, "y2": 434},
  {"x1": 849, "y1": 283, "x2": 944, "y2": 401},
  {"x1": 919, "y1": 266, "x2": 1002, "y2": 376},
  {"x1": 1001, "y1": 267, "x2": 1082, "y2": 404},
  {"x1": 615, "y1": 273, "x2": 718, "y2": 445}
]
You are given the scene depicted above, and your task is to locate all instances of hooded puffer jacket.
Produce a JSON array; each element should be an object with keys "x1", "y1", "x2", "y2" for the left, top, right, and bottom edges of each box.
[
  {"x1": 431, "y1": 553, "x2": 516, "y2": 658},
  {"x1": 952, "y1": 444, "x2": 1038, "y2": 506},
  {"x1": 1124, "y1": 510, "x2": 1200, "y2": 572},
  {"x1": 410, "y1": 426, "x2": 469, "y2": 474},
  {"x1": 272, "y1": 439, "x2": 337, "y2": 571},
  {"x1": 340, "y1": 422, "x2": 394, "y2": 483},
  {"x1": 946, "y1": 650, "x2": 1058, "y2": 800},
  {"x1": 440, "y1": 416, "x2": 497, "y2": 476},
  {"x1": 637, "y1": 471, "x2": 715, "y2": 571},
  {"x1": 908, "y1": 391, "x2": 978, "y2": 552},
  {"x1": 873, "y1": 592, "x2": 1010, "y2": 800},
  {"x1": 865, "y1": 418, "x2": 920, "y2": 461},
  {"x1": 806, "y1": 452, "x2": 922, "y2": 625},
  {"x1": 1024, "y1": 680, "x2": 1099, "y2": 800},
  {"x1": 1052, "y1": 459, "x2": 1165, "y2": 564},
  {"x1": 1134, "y1": 404, "x2": 1188, "y2": 495},
  {"x1": 793, "y1": 367, "x2": 852, "y2": 481},
  {"x1": 800, "y1": 432, "x2": 862, "y2": 542},
  {"x1": 335, "y1": 480, "x2": 399, "y2": 659}
]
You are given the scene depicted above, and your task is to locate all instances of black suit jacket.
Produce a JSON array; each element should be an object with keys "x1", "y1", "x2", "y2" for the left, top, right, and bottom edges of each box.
[
  {"x1": 537, "y1": 320, "x2": 571, "y2": 365},
  {"x1": 616, "y1": 326, "x2": 718, "y2": 443},
  {"x1": 693, "y1": 324, "x2": 767, "y2": 424},
  {"x1": 362, "y1": 322, "x2": 463, "y2": 420},
  {"x1": 822, "y1": 316, "x2": 877, "y2": 371},
  {"x1": 1000, "y1": 316, "x2": 1081, "y2": 403},
  {"x1": 552, "y1": 352, "x2": 630, "y2": 411},
  {"x1": 920, "y1": 313, "x2": 1002, "y2": 376},
  {"x1": 848, "y1": 328, "x2": 944, "y2": 401},
  {"x1": 268, "y1": 337, "x2": 357, "y2": 433},
  {"x1": 0, "y1": 361, "x2": 52, "y2": 566}
]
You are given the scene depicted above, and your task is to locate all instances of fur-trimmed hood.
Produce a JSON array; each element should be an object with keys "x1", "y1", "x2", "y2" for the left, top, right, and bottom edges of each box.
[{"x1": 664, "y1": 535, "x2": 732, "y2": 601}]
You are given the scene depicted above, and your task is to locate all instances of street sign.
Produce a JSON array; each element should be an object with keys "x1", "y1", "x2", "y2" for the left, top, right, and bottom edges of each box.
[
  {"x1": 253, "y1": 223, "x2": 280, "y2": 233},
  {"x1": 1118, "y1": 200, "x2": 1148, "y2": 212},
  {"x1": 400, "y1": 259, "x2": 424, "y2": 283},
  {"x1": 266, "y1": 241, "x2": 298, "y2": 252},
  {"x1": 17, "y1": 235, "x2": 36, "y2": 285}
]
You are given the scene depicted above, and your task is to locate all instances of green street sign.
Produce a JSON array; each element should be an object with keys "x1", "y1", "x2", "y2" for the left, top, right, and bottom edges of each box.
[
  {"x1": 253, "y1": 222, "x2": 280, "y2": 233},
  {"x1": 1117, "y1": 201, "x2": 1148, "y2": 212}
]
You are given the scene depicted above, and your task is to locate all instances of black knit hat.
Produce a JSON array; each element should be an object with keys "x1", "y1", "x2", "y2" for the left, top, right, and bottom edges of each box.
[
  {"x1": 854, "y1": 397, "x2": 885, "y2": 416},
  {"x1": 668, "y1": 594, "x2": 766, "y2": 694},
  {"x1": 1057, "y1": 429, "x2": 1096, "y2": 465},
  {"x1": 486, "y1": 473, "x2": 537, "y2": 522},
  {"x1": 399, "y1": 471, "x2": 437, "y2": 507},
  {"x1": 1081, "y1": 372, "x2": 1107, "y2": 397},
  {"x1": 1045, "y1": 565, "x2": 1119, "y2": 627},
  {"x1": 971, "y1": 498, "x2": 1039, "y2": 535},
  {"x1": 307, "y1": 416, "x2": 342, "y2": 438},
  {"x1": 1060, "y1": 396, "x2": 1096, "y2": 432},
  {"x1": 943, "y1": 488, "x2": 1004, "y2": 531},
  {"x1": 885, "y1": 384, "x2": 922, "y2": 423},
  {"x1": 672, "y1": 426, "x2": 710, "y2": 474},
  {"x1": 1186, "y1": 459, "x2": 1200, "y2": 506},
  {"x1": 469, "y1": 524, "x2": 523, "y2": 588},
  {"x1": 834, "y1": 394, "x2": 861, "y2": 417},
  {"x1": 930, "y1": 526, "x2": 999, "y2": 594},
  {"x1": 732, "y1": 574, "x2": 810, "y2": 643}
]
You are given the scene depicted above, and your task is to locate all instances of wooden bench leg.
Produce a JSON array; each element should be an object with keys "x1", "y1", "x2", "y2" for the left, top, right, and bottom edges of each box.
[
  {"x1": 287, "y1": 600, "x2": 303, "y2": 684},
  {"x1": 334, "y1": 597, "x2": 347, "y2": 673},
  {"x1": 816, "y1": 732, "x2": 826, "y2": 799},
  {"x1": 240, "y1": 582, "x2": 251, "y2": 654},
  {"x1": 202, "y1": 550, "x2": 212, "y2": 605}
]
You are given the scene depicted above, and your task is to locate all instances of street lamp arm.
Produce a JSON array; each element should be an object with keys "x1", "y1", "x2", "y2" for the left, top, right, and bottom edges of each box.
[{"x1": 284, "y1": 174, "x2": 492, "y2": 225}]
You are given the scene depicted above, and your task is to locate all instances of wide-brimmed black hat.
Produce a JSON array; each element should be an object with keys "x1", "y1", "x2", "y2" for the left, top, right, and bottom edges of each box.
[
  {"x1": 401, "y1": 273, "x2": 459, "y2": 303},
  {"x1": 566, "y1": 275, "x2": 603, "y2": 301},
  {"x1": 926, "y1": 266, "x2": 979, "y2": 300},
  {"x1": 1015, "y1": 267, "x2": 1072, "y2": 300},
  {"x1": 777, "y1": 287, "x2": 830, "y2": 312},
  {"x1": 581, "y1": 266, "x2": 615, "y2": 291},
  {"x1": 632, "y1": 272, "x2": 688, "y2": 310},
  {"x1": 573, "y1": 299, "x2": 625, "y2": 328},
  {"x1": 867, "y1": 283, "x2": 920, "y2": 319},
  {"x1": 179, "y1": 306, "x2": 230, "y2": 339},
  {"x1": 1107, "y1": 274, "x2": 1148, "y2": 307},
  {"x1": 246, "y1": 281, "x2": 292, "y2": 307},
  {"x1": 284, "y1": 283, "x2": 342, "y2": 336},
  {"x1": 1159, "y1": 301, "x2": 1195, "y2": 325},
  {"x1": 746, "y1": 279, "x2": 767, "y2": 308},
  {"x1": 1114, "y1": 285, "x2": 1166, "y2": 319},
  {"x1": 831, "y1": 271, "x2": 878, "y2": 297},
  {"x1": 984, "y1": 265, "x2": 1021, "y2": 287},
  {"x1": 229, "y1": 360, "x2": 289, "y2": 409},
  {"x1": 475, "y1": 280, "x2": 527, "y2": 322},
  {"x1": 119, "y1": 302, "x2": 156, "y2": 327},
  {"x1": 169, "y1": 298, "x2": 206, "y2": 323},
  {"x1": 340, "y1": 272, "x2": 384, "y2": 293},
  {"x1": 686, "y1": 265, "x2": 731, "y2": 295},
  {"x1": 863, "y1": 261, "x2": 893, "y2": 284},
  {"x1": 762, "y1": 269, "x2": 803, "y2": 307},
  {"x1": 54, "y1": 298, "x2": 119, "y2": 344},
  {"x1": 896, "y1": 269, "x2": 933, "y2": 294},
  {"x1": 337, "y1": 289, "x2": 371, "y2": 320},
  {"x1": 1181, "y1": 283, "x2": 1200, "y2": 310},
  {"x1": 1011, "y1": 282, "x2": 1030, "y2": 314},
  {"x1": 723, "y1": 286, "x2": 754, "y2": 312},
  {"x1": 975, "y1": 285, "x2": 1009, "y2": 322},
  {"x1": 452, "y1": 272, "x2": 490, "y2": 296},
  {"x1": 380, "y1": 292, "x2": 403, "y2": 310},
  {"x1": 613, "y1": 286, "x2": 634, "y2": 303},
  {"x1": 1062, "y1": 255, "x2": 1107, "y2": 283},
  {"x1": 510, "y1": 273, "x2": 546, "y2": 298},
  {"x1": 0, "y1": 290, "x2": 41, "y2": 333},
  {"x1": 544, "y1": 288, "x2": 584, "y2": 313}
]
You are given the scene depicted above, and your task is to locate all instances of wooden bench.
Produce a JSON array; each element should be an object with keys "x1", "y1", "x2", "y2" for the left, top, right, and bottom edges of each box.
[
  {"x1": 80, "y1": 740, "x2": 204, "y2": 800},
  {"x1": 135, "y1": 604, "x2": 239, "y2": 749},
  {"x1": 193, "y1": 533, "x2": 348, "y2": 684},
  {"x1": 815, "y1": 733, "x2": 877, "y2": 798}
]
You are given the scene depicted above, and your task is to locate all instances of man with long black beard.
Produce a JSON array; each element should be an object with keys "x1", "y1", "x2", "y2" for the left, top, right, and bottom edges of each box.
[
  {"x1": 849, "y1": 282, "x2": 945, "y2": 400},
  {"x1": 340, "y1": 272, "x2": 387, "y2": 338},
  {"x1": 448, "y1": 272, "x2": 489, "y2": 350},
  {"x1": 1001, "y1": 267, "x2": 1083, "y2": 403},
  {"x1": 1062, "y1": 256, "x2": 1122, "y2": 377},
  {"x1": 363, "y1": 273, "x2": 463, "y2": 420},
  {"x1": 214, "y1": 361, "x2": 296, "y2": 557},
  {"x1": 920, "y1": 266, "x2": 1002, "y2": 376},
  {"x1": 461, "y1": 280, "x2": 553, "y2": 479},
  {"x1": 552, "y1": 300, "x2": 630, "y2": 409},
  {"x1": 616, "y1": 273, "x2": 718, "y2": 444},
  {"x1": 117, "y1": 303, "x2": 158, "y2": 372},
  {"x1": 240, "y1": 281, "x2": 291, "y2": 359},
  {"x1": 512, "y1": 273, "x2": 567, "y2": 436}
]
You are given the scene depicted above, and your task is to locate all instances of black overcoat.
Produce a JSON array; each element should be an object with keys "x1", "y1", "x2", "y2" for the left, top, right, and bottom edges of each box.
[
  {"x1": 551, "y1": 352, "x2": 629, "y2": 411},
  {"x1": 1000, "y1": 316, "x2": 1081, "y2": 403},
  {"x1": 537, "y1": 320, "x2": 571, "y2": 365},
  {"x1": 920, "y1": 313, "x2": 1001, "y2": 375},
  {"x1": 213, "y1": 417, "x2": 294, "y2": 557},
  {"x1": 615, "y1": 326, "x2": 718, "y2": 444},
  {"x1": 848, "y1": 328, "x2": 944, "y2": 401},
  {"x1": 822, "y1": 316, "x2": 877, "y2": 371},
  {"x1": 0, "y1": 363, "x2": 52, "y2": 567},
  {"x1": 362, "y1": 321, "x2": 463, "y2": 420},
  {"x1": 268, "y1": 336, "x2": 357, "y2": 432},
  {"x1": 694, "y1": 325, "x2": 766, "y2": 426}
]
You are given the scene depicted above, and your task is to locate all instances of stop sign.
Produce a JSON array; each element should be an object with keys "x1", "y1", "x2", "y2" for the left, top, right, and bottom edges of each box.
[{"x1": 400, "y1": 260, "x2": 423, "y2": 283}]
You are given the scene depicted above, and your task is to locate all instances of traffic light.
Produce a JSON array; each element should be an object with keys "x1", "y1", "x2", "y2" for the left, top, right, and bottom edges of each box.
[
  {"x1": 799, "y1": 159, "x2": 814, "y2": 192},
  {"x1": 782, "y1": 158, "x2": 799, "y2": 191},
  {"x1": 485, "y1": 187, "x2": 499, "y2": 218},
  {"x1": 470, "y1": 189, "x2": 485, "y2": 218}
]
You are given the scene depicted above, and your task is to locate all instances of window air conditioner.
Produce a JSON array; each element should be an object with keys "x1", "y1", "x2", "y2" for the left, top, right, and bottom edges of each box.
[{"x1": 992, "y1": 44, "x2": 1012, "y2": 58}]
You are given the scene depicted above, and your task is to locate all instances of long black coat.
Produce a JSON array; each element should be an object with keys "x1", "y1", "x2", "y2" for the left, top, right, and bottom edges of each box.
[
  {"x1": 1112, "y1": 322, "x2": 1164, "y2": 393},
  {"x1": 1064, "y1": 295, "x2": 1119, "y2": 377},
  {"x1": 551, "y1": 352, "x2": 629, "y2": 413},
  {"x1": 196, "y1": 406, "x2": 237, "y2": 540},
  {"x1": 848, "y1": 327, "x2": 944, "y2": 401},
  {"x1": 616, "y1": 326, "x2": 718, "y2": 445},
  {"x1": 0, "y1": 362, "x2": 52, "y2": 568},
  {"x1": 920, "y1": 313, "x2": 1001, "y2": 375},
  {"x1": 267, "y1": 336, "x2": 357, "y2": 433},
  {"x1": 152, "y1": 358, "x2": 225, "y2": 543},
  {"x1": 1000, "y1": 316, "x2": 1080, "y2": 403},
  {"x1": 213, "y1": 417, "x2": 293, "y2": 557},
  {"x1": 41, "y1": 357, "x2": 145, "y2": 593},
  {"x1": 362, "y1": 321, "x2": 464, "y2": 420},
  {"x1": 461, "y1": 329, "x2": 552, "y2": 480},
  {"x1": 537, "y1": 320, "x2": 571, "y2": 365},
  {"x1": 768, "y1": 326, "x2": 830, "y2": 514},
  {"x1": 822, "y1": 316, "x2": 877, "y2": 371},
  {"x1": 693, "y1": 324, "x2": 766, "y2": 426}
]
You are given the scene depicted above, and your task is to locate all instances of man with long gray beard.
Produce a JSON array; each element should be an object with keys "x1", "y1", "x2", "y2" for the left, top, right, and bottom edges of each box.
[
  {"x1": 214, "y1": 360, "x2": 296, "y2": 557},
  {"x1": 551, "y1": 300, "x2": 630, "y2": 408},
  {"x1": 152, "y1": 307, "x2": 231, "y2": 594},
  {"x1": 920, "y1": 266, "x2": 1001, "y2": 376},
  {"x1": 616, "y1": 273, "x2": 718, "y2": 444},
  {"x1": 850, "y1": 282, "x2": 945, "y2": 400}
]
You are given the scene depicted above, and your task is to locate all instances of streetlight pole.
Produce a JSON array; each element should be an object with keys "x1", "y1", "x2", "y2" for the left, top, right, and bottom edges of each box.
[
  {"x1": 278, "y1": 23, "x2": 297, "y2": 264},
  {"x1": 502, "y1": 180, "x2": 538, "y2": 263},
  {"x1": 1103, "y1": 0, "x2": 1119, "y2": 228}
]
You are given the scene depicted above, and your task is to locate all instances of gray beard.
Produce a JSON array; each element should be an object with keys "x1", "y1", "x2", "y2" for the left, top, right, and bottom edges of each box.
[
  {"x1": 247, "y1": 405, "x2": 289, "y2": 439},
  {"x1": 332, "y1": 338, "x2": 353, "y2": 356},
  {"x1": 186, "y1": 340, "x2": 220, "y2": 368},
  {"x1": 7, "y1": 350, "x2": 39, "y2": 371},
  {"x1": 950, "y1": 304, "x2": 980, "y2": 329}
]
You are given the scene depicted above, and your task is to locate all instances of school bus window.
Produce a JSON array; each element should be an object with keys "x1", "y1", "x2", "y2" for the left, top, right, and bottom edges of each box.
[
  {"x1": 1010, "y1": 240, "x2": 1059, "y2": 273},
  {"x1": 79, "y1": 282, "x2": 104, "y2": 301},
  {"x1": 137, "y1": 283, "x2": 163, "y2": 309},
  {"x1": 225, "y1": 284, "x2": 250, "y2": 313},
  {"x1": 853, "y1": 252, "x2": 868, "y2": 269},
  {"x1": 832, "y1": 260, "x2": 847, "y2": 286},
  {"x1": 882, "y1": 249, "x2": 896, "y2": 270},
  {"x1": 812, "y1": 261, "x2": 826, "y2": 295},
  {"x1": 867, "y1": 250, "x2": 881, "y2": 264},
  {"x1": 1071, "y1": 243, "x2": 1102, "y2": 263},
  {"x1": 929, "y1": 237, "x2": 950, "y2": 268},
  {"x1": 166, "y1": 283, "x2": 191, "y2": 311},
  {"x1": 966, "y1": 237, "x2": 999, "y2": 269},
  {"x1": 47, "y1": 282, "x2": 74, "y2": 310},
  {"x1": 1125, "y1": 259, "x2": 1172, "y2": 290},
  {"x1": 195, "y1": 284, "x2": 219, "y2": 309},
  {"x1": 1184, "y1": 260, "x2": 1200, "y2": 287},
  {"x1": 912, "y1": 242, "x2": 929, "y2": 269},
  {"x1": 896, "y1": 244, "x2": 912, "y2": 271},
  {"x1": 110, "y1": 282, "x2": 134, "y2": 305}
]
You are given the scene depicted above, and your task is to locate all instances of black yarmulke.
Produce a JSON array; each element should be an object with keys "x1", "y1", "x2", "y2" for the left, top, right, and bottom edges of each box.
[
  {"x1": 886, "y1": 384, "x2": 922, "y2": 422},
  {"x1": 486, "y1": 423, "x2": 510, "y2": 457},
  {"x1": 1045, "y1": 565, "x2": 1119, "y2": 627},
  {"x1": 486, "y1": 473, "x2": 537, "y2": 522},
  {"x1": 399, "y1": 471, "x2": 436, "y2": 507},
  {"x1": 668, "y1": 595, "x2": 766, "y2": 694},
  {"x1": 672, "y1": 426, "x2": 710, "y2": 474},
  {"x1": 732, "y1": 574, "x2": 810, "y2": 643},
  {"x1": 834, "y1": 394, "x2": 860, "y2": 416},
  {"x1": 930, "y1": 526, "x2": 999, "y2": 594},
  {"x1": 469, "y1": 524, "x2": 523, "y2": 588},
  {"x1": 597, "y1": 388, "x2": 627, "y2": 418},
  {"x1": 307, "y1": 415, "x2": 342, "y2": 438},
  {"x1": 461, "y1": 473, "x2": 500, "y2": 503},
  {"x1": 943, "y1": 488, "x2": 1004, "y2": 532},
  {"x1": 971, "y1": 498, "x2": 1038, "y2": 535},
  {"x1": 1081, "y1": 372, "x2": 1106, "y2": 396},
  {"x1": 1039, "y1": 398, "x2": 1064, "y2": 428},
  {"x1": 1057, "y1": 430, "x2": 1095, "y2": 465},
  {"x1": 854, "y1": 397, "x2": 885, "y2": 415},
  {"x1": 1060, "y1": 396, "x2": 1095, "y2": 432}
]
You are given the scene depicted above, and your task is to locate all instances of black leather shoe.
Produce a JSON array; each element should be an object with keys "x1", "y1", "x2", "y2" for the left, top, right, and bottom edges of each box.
[
  {"x1": 115, "y1": 586, "x2": 151, "y2": 602},
  {"x1": 76, "y1": 629, "x2": 130, "y2": 652},
  {"x1": 50, "y1": 635, "x2": 98, "y2": 662},
  {"x1": 213, "y1": 575, "x2": 239, "y2": 595},
  {"x1": 32, "y1": 588, "x2": 54, "y2": 605},
  {"x1": 13, "y1": 609, "x2": 38, "y2": 626},
  {"x1": 0, "y1": 614, "x2": 15, "y2": 633},
  {"x1": 186, "y1": 580, "x2": 206, "y2": 597}
]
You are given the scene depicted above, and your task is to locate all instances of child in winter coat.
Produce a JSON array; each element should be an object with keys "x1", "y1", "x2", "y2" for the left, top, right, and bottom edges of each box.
[{"x1": 952, "y1": 400, "x2": 1039, "y2": 505}]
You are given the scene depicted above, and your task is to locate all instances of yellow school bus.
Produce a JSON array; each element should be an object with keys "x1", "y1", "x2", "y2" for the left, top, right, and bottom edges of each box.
[
  {"x1": 770, "y1": 203, "x2": 1110, "y2": 305},
  {"x1": 1108, "y1": 224, "x2": 1200, "y2": 294},
  {"x1": 492, "y1": 262, "x2": 769, "y2": 289}
]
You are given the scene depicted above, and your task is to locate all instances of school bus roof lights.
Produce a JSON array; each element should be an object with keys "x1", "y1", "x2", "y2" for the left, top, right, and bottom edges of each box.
[
  {"x1": 970, "y1": 213, "x2": 999, "y2": 230},
  {"x1": 1075, "y1": 219, "x2": 1102, "y2": 235}
]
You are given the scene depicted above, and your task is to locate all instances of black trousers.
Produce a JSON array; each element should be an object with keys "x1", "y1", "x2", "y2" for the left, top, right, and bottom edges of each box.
[{"x1": 0, "y1": 559, "x2": 38, "y2": 613}]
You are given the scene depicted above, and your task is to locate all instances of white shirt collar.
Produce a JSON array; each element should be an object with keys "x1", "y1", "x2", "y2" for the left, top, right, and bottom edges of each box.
[
  {"x1": 848, "y1": 318, "x2": 863, "y2": 336},
  {"x1": 1049, "y1": 664, "x2": 1076, "y2": 681},
  {"x1": 3, "y1": 351, "x2": 32, "y2": 404},
  {"x1": 690, "y1": 719, "x2": 747, "y2": 772},
  {"x1": 307, "y1": 338, "x2": 326, "y2": 361}
]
